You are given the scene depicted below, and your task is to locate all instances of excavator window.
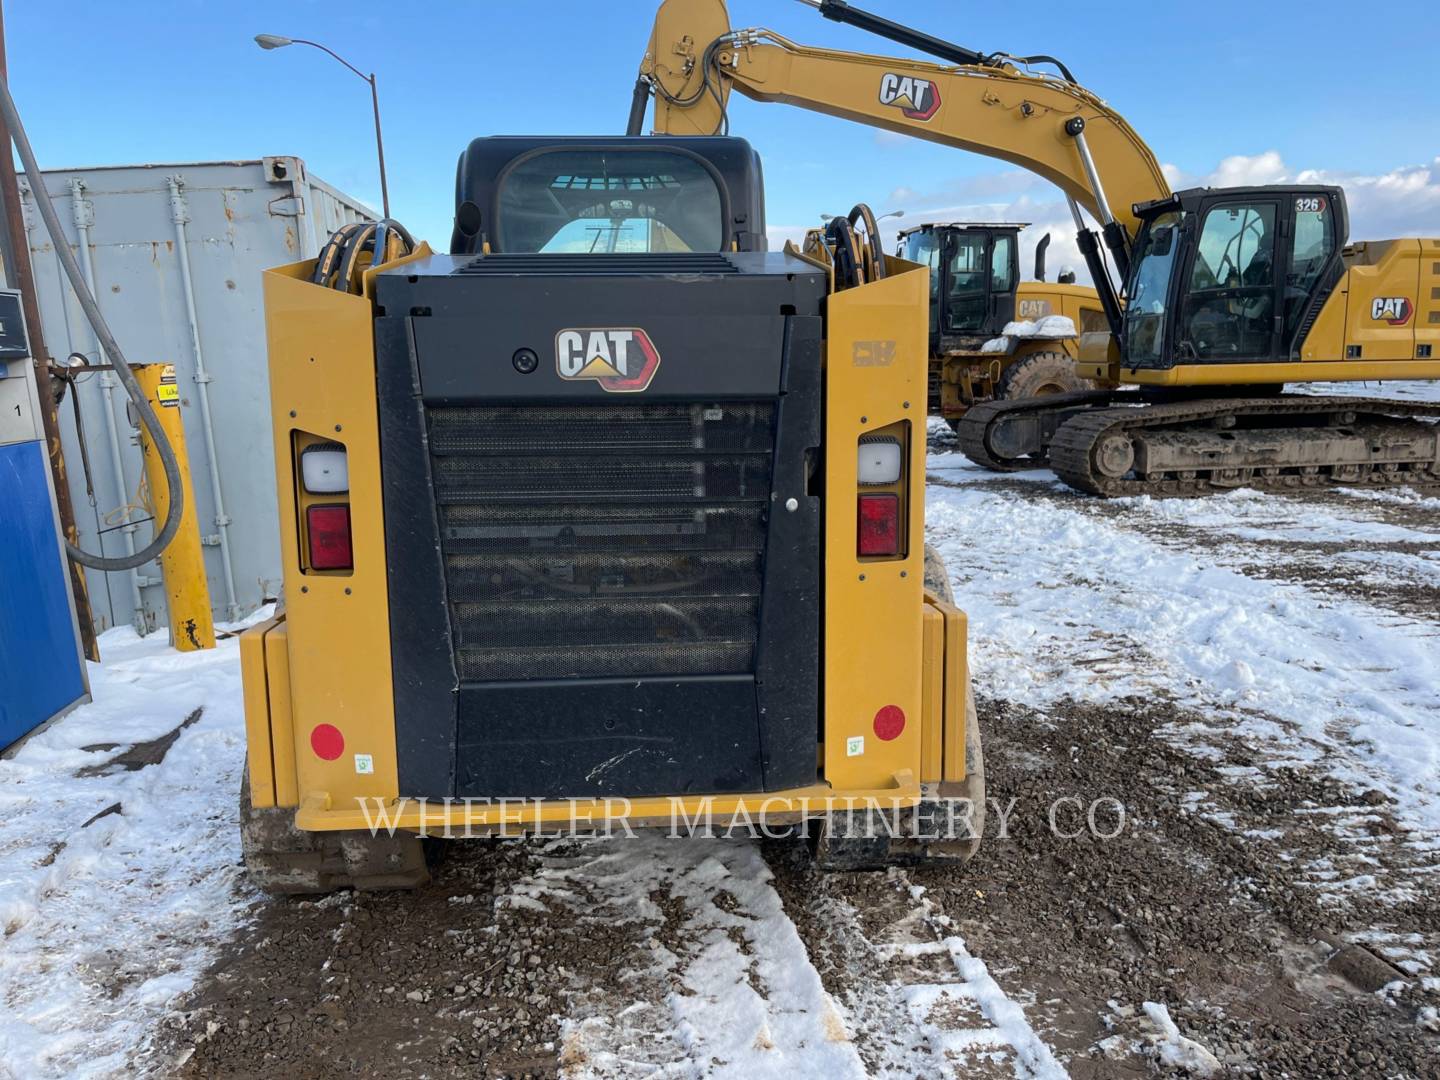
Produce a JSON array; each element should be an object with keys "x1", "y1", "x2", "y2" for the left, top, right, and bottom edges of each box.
[
  {"x1": 1286, "y1": 200, "x2": 1335, "y2": 339},
  {"x1": 1124, "y1": 210, "x2": 1184, "y2": 363},
  {"x1": 496, "y1": 149, "x2": 724, "y2": 254},
  {"x1": 1180, "y1": 201, "x2": 1279, "y2": 360}
]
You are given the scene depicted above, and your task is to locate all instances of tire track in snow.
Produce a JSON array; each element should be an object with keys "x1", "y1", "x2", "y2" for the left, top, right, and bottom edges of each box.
[
  {"x1": 505, "y1": 834, "x2": 865, "y2": 1079},
  {"x1": 767, "y1": 853, "x2": 1068, "y2": 1079}
]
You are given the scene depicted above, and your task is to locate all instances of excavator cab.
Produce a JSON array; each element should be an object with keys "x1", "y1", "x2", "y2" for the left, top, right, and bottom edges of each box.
[
  {"x1": 1121, "y1": 185, "x2": 1348, "y2": 369},
  {"x1": 899, "y1": 223, "x2": 1021, "y2": 353}
]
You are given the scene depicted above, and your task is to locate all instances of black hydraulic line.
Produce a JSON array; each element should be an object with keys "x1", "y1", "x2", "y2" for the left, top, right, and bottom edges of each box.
[
  {"x1": 1101, "y1": 220, "x2": 1132, "y2": 283},
  {"x1": 810, "y1": 0, "x2": 986, "y2": 66},
  {"x1": 806, "y1": 1, "x2": 1079, "y2": 83},
  {"x1": 625, "y1": 76, "x2": 650, "y2": 136},
  {"x1": 825, "y1": 216, "x2": 864, "y2": 290},
  {"x1": 0, "y1": 75, "x2": 184, "y2": 572},
  {"x1": 847, "y1": 203, "x2": 887, "y2": 281},
  {"x1": 1011, "y1": 53, "x2": 1077, "y2": 84},
  {"x1": 1075, "y1": 227, "x2": 1123, "y2": 341}
]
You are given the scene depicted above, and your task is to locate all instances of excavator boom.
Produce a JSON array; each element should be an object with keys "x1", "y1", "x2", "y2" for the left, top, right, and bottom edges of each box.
[{"x1": 636, "y1": 0, "x2": 1170, "y2": 240}]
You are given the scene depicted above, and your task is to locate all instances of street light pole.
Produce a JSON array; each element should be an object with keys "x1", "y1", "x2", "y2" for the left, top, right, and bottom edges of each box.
[{"x1": 255, "y1": 34, "x2": 389, "y2": 218}]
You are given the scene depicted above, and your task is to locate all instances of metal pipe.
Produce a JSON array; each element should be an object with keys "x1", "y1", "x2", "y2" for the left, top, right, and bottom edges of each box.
[
  {"x1": 70, "y1": 177, "x2": 145, "y2": 629},
  {"x1": 0, "y1": 39, "x2": 99, "y2": 653},
  {"x1": 166, "y1": 174, "x2": 239, "y2": 620},
  {"x1": 2, "y1": 73, "x2": 185, "y2": 577},
  {"x1": 42, "y1": 200, "x2": 117, "y2": 630},
  {"x1": 1066, "y1": 121, "x2": 1115, "y2": 227},
  {"x1": 367, "y1": 73, "x2": 389, "y2": 218}
]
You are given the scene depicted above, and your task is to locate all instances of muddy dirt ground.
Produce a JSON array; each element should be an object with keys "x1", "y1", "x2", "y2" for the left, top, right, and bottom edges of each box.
[
  {"x1": 155, "y1": 690, "x2": 1440, "y2": 1078},
  {"x1": 146, "y1": 440, "x2": 1440, "y2": 1078}
]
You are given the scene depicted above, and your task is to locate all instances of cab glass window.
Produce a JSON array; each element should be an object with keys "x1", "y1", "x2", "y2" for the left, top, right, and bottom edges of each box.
[
  {"x1": 498, "y1": 151, "x2": 724, "y2": 253},
  {"x1": 902, "y1": 231, "x2": 942, "y2": 334},
  {"x1": 1181, "y1": 202, "x2": 1277, "y2": 360},
  {"x1": 1285, "y1": 196, "x2": 1335, "y2": 339},
  {"x1": 990, "y1": 233, "x2": 1015, "y2": 292},
  {"x1": 945, "y1": 232, "x2": 989, "y2": 333},
  {"x1": 1124, "y1": 211, "x2": 1183, "y2": 363}
]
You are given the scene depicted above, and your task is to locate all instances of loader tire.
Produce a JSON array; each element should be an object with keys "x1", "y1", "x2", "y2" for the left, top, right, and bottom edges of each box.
[
  {"x1": 239, "y1": 772, "x2": 432, "y2": 895},
  {"x1": 923, "y1": 543, "x2": 956, "y2": 605},
  {"x1": 994, "y1": 350, "x2": 1090, "y2": 401}
]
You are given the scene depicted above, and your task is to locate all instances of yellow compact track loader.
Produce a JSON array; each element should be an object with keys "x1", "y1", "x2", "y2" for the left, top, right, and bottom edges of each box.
[{"x1": 239, "y1": 138, "x2": 981, "y2": 892}]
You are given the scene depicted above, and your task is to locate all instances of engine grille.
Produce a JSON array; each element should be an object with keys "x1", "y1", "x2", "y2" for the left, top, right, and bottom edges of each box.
[{"x1": 428, "y1": 402, "x2": 775, "y2": 681}]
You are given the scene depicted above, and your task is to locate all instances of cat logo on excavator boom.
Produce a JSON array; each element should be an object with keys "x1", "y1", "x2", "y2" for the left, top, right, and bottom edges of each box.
[{"x1": 878, "y1": 73, "x2": 941, "y2": 121}]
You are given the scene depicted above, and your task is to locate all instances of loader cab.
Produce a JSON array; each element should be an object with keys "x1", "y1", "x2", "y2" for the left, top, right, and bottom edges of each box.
[
  {"x1": 899, "y1": 223, "x2": 1022, "y2": 350},
  {"x1": 450, "y1": 135, "x2": 769, "y2": 255},
  {"x1": 1121, "y1": 185, "x2": 1348, "y2": 369}
]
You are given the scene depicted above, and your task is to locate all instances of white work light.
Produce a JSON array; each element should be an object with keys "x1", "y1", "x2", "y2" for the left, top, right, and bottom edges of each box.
[
  {"x1": 857, "y1": 438, "x2": 902, "y2": 485},
  {"x1": 301, "y1": 444, "x2": 350, "y2": 494}
]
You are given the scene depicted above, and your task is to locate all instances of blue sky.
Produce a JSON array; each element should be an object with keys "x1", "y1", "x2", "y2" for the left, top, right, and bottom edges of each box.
[{"x1": 10, "y1": 0, "x2": 1440, "y2": 269}]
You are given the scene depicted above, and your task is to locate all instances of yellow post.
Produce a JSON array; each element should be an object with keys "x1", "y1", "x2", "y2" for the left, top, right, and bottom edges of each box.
[{"x1": 133, "y1": 363, "x2": 216, "y2": 651}]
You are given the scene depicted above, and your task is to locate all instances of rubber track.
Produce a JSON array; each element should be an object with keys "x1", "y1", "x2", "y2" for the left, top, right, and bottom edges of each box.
[
  {"x1": 955, "y1": 390, "x2": 1121, "y2": 471},
  {"x1": 1049, "y1": 395, "x2": 1440, "y2": 497}
]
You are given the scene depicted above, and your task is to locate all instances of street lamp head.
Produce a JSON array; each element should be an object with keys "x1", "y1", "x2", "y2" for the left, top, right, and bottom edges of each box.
[{"x1": 254, "y1": 34, "x2": 293, "y2": 50}]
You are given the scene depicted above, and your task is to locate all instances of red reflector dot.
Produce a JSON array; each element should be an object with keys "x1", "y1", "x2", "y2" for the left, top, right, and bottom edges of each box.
[
  {"x1": 311, "y1": 723, "x2": 345, "y2": 761},
  {"x1": 873, "y1": 705, "x2": 906, "y2": 741}
]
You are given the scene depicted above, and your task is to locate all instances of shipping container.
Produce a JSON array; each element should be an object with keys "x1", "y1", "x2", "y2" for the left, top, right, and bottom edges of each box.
[{"x1": 22, "y1": 157, "x2": 374, "y2": 634}]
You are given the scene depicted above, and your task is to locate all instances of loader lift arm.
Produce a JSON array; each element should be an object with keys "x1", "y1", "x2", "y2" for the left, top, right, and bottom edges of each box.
[{"x1": 632, "y1": 0, "x2": 1171, "y2": 329}]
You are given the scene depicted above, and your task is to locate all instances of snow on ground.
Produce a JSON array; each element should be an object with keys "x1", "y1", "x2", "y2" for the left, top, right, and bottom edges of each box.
[
  {"x1": 926, "y1": 437, "x2": 1440, "y2": 842},
  {"x1": 530, "y1": 835, "x2": 867, "y2": 1079},
  {"x1": 1301, "y1": 379, "x2": 1440, "y2": 403},
  {"x1": 0, "y1": 619, "x2": 260, "y2": 1080},
  {"x1": 535, "y1": 836, "x2": 1061, "y2": 1080}
]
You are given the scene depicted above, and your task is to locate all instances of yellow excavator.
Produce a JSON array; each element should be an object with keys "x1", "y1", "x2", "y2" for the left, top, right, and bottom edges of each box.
[{"x1": 634, "y1": 0, "x2": 1440, "y2": 496}]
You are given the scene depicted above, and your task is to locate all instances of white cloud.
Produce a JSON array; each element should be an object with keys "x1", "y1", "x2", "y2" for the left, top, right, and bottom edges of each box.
[
  {"x1": 1206, "y1": 150, "x2": 1289, "y2": 188},
  {"x1": 765, "y1": 223, "x2": 814, "y2": 252},
  {"x1": 848, "y1": 151, "x2": 1440, "y2": 287},
  {"x1": 1164, "y1": 151, "x2": 1440, "y2": 241}
]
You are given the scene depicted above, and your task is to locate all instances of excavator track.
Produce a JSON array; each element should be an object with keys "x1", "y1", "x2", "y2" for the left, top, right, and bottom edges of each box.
[
  {"x1": 956, "y1": 390, "x2": 1128, "y2": 471},
  {"x1": 1049, "y1": 396, "x2": 1440, "y2": 497}
]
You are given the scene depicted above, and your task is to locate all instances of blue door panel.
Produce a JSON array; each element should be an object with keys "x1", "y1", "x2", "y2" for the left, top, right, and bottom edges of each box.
[{"x1": 0, "y1": 440, "x2": 87, "y2": 747}]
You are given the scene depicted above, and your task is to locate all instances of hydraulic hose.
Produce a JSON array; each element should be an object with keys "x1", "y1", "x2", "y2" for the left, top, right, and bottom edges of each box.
[{"x1": 0, "y1": 76, "x2": 184, "y2": 571}]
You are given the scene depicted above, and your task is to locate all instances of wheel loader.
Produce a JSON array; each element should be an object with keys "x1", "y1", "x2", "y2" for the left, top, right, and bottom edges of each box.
[
  {"x1": 238, "y1": 136, "x2": 983, "y2": 892},
  {"x1": 896, "y1": 221, "x2": 1108, "y2": 426},
  {"x1": 635, "y1": 0, "x2": 1440, "y2": 496}
]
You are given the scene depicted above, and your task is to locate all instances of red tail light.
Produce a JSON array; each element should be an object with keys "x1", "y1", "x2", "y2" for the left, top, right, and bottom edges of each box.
[
  {"x1": 857, "y1": 493, "x2": 900, "y2": 557},
  {"x1": 306, "y1": 504, "x2": 354, "y2": 570}
]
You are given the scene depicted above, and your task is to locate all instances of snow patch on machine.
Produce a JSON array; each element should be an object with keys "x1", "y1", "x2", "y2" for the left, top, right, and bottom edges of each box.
[{"x1": 979, "y1": 315, "x2": 1078, "y2": 354}]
